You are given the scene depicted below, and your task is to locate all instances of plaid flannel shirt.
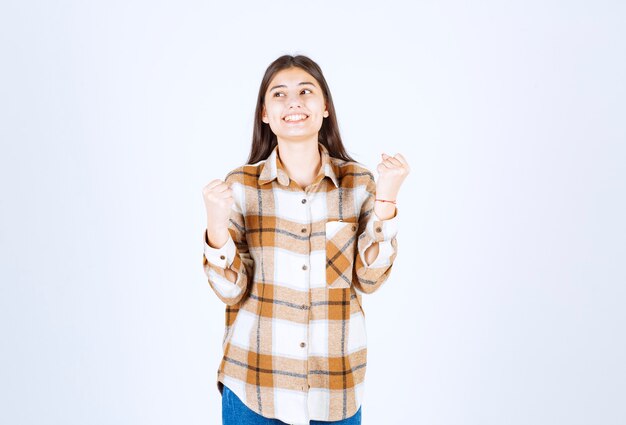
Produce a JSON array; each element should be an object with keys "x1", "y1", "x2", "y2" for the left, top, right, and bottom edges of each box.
[{"x1": 202, "y1": 142, "x2": 399, "y2": 424}]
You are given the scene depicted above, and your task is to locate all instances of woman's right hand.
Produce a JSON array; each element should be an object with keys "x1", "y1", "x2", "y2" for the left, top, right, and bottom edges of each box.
[{"x1": 202, "y1": 179, "x2": 235, "y2": 248}]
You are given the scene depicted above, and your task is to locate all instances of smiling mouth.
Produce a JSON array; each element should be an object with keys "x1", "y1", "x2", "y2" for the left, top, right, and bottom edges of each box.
[{"x1": 283, "y1": 113, "x2": 309, "y2": 123}]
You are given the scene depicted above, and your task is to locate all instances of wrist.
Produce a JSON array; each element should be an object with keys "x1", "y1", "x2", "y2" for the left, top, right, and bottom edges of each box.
[
  {"x1": 373, "y1": 201, "x2": 396, "y2": 220},
  {"x1": 206, "y1": 226, "x2": 230, "y2": 248},
  {"x1": 375, "y1": 190, "x2": 398, "y2": 200}
]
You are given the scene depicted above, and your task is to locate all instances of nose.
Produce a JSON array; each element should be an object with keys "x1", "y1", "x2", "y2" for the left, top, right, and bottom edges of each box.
[{"x1": 286, "y1": 92, "x2": 303, "y2": 109}]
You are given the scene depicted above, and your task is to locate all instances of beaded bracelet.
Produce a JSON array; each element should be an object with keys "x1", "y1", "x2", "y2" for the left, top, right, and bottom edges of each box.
[{"x1": 375, "y1": 199, "x2": 396, "y2": 204}]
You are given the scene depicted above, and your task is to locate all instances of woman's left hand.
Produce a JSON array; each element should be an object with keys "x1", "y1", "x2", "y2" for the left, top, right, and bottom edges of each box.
[{"x1": 375, "y1": 152, "x2": 410, "y2": 200}]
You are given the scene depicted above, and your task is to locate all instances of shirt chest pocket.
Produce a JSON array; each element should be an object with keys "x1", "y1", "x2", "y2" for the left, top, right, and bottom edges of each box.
[{"x1": 325, "y1": 220, "x2": 358, "y2": 288}]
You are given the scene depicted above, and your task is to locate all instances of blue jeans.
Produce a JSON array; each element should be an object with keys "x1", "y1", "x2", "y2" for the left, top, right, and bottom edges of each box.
[{"x1": 222, "y1": 384, "x2": 362, "y2": 425}]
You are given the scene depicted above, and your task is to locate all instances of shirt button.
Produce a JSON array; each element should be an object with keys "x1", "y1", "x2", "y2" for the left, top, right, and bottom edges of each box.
[
  {"x1": 302, "y1": 265, "x2": 308, "y2": 270},
  {"x1": 375, "y1": 226, "x2": 382, "y2": 232},
  {"x1": 220, "y1": 255, "x2": 225, "y2": 260},
  {"x1": 300, "y1": 342, "x2": 306, "y2": 348},
  {"x1": 301, "y1": 228, "x2": 307, "y2": 233},
  {"x1": 301, "y1": 198, "x2": 307, "y2": 204},
  {"x1": 351, "y1": 225, "x2": 356, "y2": 231}
]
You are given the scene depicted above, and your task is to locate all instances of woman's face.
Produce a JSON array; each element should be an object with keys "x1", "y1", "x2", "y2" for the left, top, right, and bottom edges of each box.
[{"x1": 262, "y1": 67, "x2": 328, "y2": 143}]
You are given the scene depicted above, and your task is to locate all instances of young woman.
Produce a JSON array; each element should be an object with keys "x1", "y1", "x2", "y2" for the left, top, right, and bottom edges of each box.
[{"x1": 202, "y1": 55, "x2": 410, "y2": 425}]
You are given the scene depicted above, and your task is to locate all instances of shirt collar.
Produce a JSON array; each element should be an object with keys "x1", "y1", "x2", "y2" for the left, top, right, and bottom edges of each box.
[{"x1": 258, "y1": 142, "x2": 340, "y2": 188}]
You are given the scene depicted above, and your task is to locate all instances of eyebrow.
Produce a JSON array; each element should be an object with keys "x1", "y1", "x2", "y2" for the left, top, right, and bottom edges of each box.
[{"x1": 269, "y1": 81, "x2": 317, "y2": 92}]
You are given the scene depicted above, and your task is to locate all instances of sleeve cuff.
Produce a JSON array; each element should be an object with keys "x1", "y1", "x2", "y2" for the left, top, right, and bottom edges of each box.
[
  {"x1": 365, "y1": 207, "x2": 399, "y2": 243},
  {"x1": 203, "y1": 229, "x2": 236, "y2": 269}
]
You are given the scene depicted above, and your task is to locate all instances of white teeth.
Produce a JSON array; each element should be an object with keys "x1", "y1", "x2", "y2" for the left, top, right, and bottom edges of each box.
[{"x1": 284, "y1": 114, "x2": 308, "y2": 122}]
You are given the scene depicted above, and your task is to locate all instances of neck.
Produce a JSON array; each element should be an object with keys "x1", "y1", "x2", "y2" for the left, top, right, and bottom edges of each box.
[{"x1": 276, "y1": 139, "x2": 321, "y2": 186}]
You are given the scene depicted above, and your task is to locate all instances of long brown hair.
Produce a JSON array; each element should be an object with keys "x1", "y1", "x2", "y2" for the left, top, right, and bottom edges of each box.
[{"x1": 246, "y1": 55, "x2": 357, "y2": 165}]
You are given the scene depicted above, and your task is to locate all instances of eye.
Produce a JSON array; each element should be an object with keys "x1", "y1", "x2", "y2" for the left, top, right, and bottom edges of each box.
[{"x1": 272, "y1": 88, "x2": 312, "y2": 97}]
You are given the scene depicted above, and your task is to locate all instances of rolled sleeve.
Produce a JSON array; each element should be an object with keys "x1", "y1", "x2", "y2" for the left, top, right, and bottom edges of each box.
[
  {"x1": 203, "y1": 230, "x2": 236, "y2": 269},
  {"x1": 359, "y1": 208, "x2": 399, "y2": 268},
  {"x1": 354, "y1": 184, "x2": 400, "y2": 294},
  {"x1": 364, "y1": 209, "x2": 399, "y2": 243}
]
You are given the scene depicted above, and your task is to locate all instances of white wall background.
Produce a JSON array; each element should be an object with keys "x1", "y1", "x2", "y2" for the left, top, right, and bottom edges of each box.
[{"x1": 1, "y1": 1, "x2": 625, "y2": 424}]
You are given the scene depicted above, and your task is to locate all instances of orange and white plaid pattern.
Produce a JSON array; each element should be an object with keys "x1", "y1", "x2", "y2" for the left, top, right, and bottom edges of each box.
[{"x1": 202, "y1": 142, "x2": 398, "y2": 424}]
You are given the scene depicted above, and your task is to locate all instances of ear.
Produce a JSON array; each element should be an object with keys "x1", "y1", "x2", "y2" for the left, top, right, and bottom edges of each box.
[
  {"x1": 262, "y1": 106, "x2": 269, "y2": 123},
  {"x1": 323, "y1": 103, "x2": 329, "y2": 118}
]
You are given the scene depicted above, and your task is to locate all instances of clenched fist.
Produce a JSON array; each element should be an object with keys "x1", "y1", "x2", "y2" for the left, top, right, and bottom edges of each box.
[
  {"x1": 375, "y1": 152, "x2": 410, "y2": 200},
  {"x1": 202, "y1": 179, "x2": 235, "y2": 249},
  {"x1": 372, "y1": 152, "x2": 410, "y2": 221}
]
